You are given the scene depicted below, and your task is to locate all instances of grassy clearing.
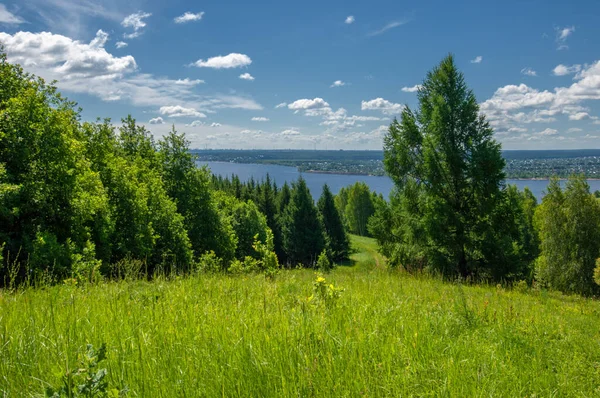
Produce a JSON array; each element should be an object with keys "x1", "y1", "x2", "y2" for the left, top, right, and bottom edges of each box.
[{"x1": 1, "y1": 235, "x2": 600, "y2": 396}]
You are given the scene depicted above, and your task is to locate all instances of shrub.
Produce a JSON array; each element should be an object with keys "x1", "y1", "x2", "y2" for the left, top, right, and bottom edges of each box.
[{"x1": 316, "y1": 250, "x2": 333, "y2": 272}]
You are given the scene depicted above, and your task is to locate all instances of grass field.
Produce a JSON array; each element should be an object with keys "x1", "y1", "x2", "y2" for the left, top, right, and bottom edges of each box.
[{"x1": 1, "y1": 235, "x2": 600, "y2": 396}]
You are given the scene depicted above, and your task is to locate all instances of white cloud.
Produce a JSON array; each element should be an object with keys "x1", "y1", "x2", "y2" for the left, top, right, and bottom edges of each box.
[
  {"x1": 288, "y1": 98, "x2": 330, "y2": 111},
  {"x1": 0, "y1": 30, "x2": 263, "y2": 112},
  {"x1": 567, "y1": 127, "x2": 583, "y2": 133},
  {"x1": 361, "y1": 98, "x2": 404, "y2": 115},
  {"x1": 193, "y1": 53, "x2": 252, "y2": 69},
  {"x1": 521, "y1": 67, "x2": 537, "y2": 77},
  {"x1": 275, "y1": 102, "x2": 287, "y2": 108},
  {"x1": 401, "y1": 84, "x2": 421, "y2": 93},
  {"x1": 121, "y1": 12, "x2": 151, "y2": 39},
  {"x1": 0, "y1": 4, "x2": 24, "y2": 24},
  {"x1": 481, "y1": 60, "x2": 600, "y2": 137},
  {"x1": 470, "y1": 56, "x2": 483, "y2": 64},
  {"x1": 556, "y1": 26, "x2": 574, "y2": 50},
  {"x1": 553, "y1": 64, "x2": 581, "y2": 76},
  {"x1": 251, "y1": 117, "x2": 269, "y2": 121},
  {"x1": 239, "y1": 72, "x2": 255, "y2": 81},
  {"x1": 368, "y1": 20, "x2": 407, "y2": 36},
  {"x1": 174, "y1": 12, "x2": 205, "y2": 24},
  {"x1": 568, "y1": 112, "x2": 589, "y2": 120},
  {"x1": 345, "y1": 15, "x2": 355, "y2": 24},
  {"x1": 174, "y1": 78, "x2": 204, "y2": 85},
  {"x1": 187, "y1": 120, "x2": 204, "y2": 127},
  {"x1": 0, "y1": 30, "x2": 137, "y2": 79},
  {"x1": 330, "y1": 80, "x2": 345, "y2": 88},
  {"x1": 115, "y1": 41, "x2": 128, "y2": 49},
  {"x1": 210, "y1": 122, "x2": 222, "y2": 127},
  {"x1": 159, "y1": 105, "x2": 207, "y2": 118},
  {"x1": 537, "y1": 128, "x2": 558, "y2": 136},
  {"x1": 280, "y1": 129, "x2": 301, "y2": 136},
  {"x1": 149, "y1": 117, "x2": 164, "y2": 124}
]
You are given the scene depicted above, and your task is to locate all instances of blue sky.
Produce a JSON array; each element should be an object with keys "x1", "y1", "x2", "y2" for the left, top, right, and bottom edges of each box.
[{"x1": 1, "y1": 0, "x2": 600, "y2": 150}]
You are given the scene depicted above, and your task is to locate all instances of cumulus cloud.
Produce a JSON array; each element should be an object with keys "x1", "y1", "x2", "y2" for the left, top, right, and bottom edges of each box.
[
  {"x1": 0, "y1": 30, "x2": 263, "y2": 112},
  {"x1": 239, "y1": 72, "x2": 255, "y2": 80},
  {"x1": 345, "y1": 16, "x2": 355, "y2": 24},
  {"x1": 0, "y1": 4, "x2": 24, "y2": 24},
  {"x1": 401, "y1": 85, "x2": 421, "y2": 93},
  {"x1": 521, "y1": 67, "x2": 537, "y2": 77},
  {"x1": 481, "y1": 60, "x2": 600, "y2": 139},
  {"x1": 361, "y1": 98, "x2": 404, "y2": 115},
  {"x1": 288, "y1": 98, "x2": 330, "y2": 111},
  {"x1": 368, "y1": 20, "x2": 407, "y2": 37},
  {"x1": 193, "y1": 53, "x2": 252, "y2": 69},
  {"x1": 115, "y1": 41, "x2": 128, "y2": 49},
  {"x1": 0, "y1": 30, "x2": 137, "y2": 80},
  {"x1": 275, "y1": 102, "x2": 287, "y2": 108},
  {"x1": 470, "y1": 56, "x2": 483, "y2": 64},
  {"x1": 553, "y1": 64, "x2": 581, "y2": 76},
  {"x1": 149, "y1": 117, "x2": 165, "y2": 124},
  {"x1": 251, "y1": 117, "x2": 269, "y2": 121},
  {"x1": 159, "y1": 105, "x2": 206, "y2": 118},
  {"x1": 210, "y1": 122, "x2": 222, "y2": 127},
  {"x1": 187, "y1": 120, "x2": 204, "y2": 127},
  {"x1": 568, "y1": 112, "x2": 589, "y2": 120},
  {"x1": 174, "y1": 12, "x2": 204, "y2": 24},
  {"x1": 122, "y1": 11, "x2": 151, "y2": 39},
  {"x1": 330, "y1": 80, "x2": 346, "y2": 88}
]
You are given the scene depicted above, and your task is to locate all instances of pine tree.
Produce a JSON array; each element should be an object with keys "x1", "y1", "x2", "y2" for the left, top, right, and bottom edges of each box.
[
  {"x1": 318, "y1": 184, "x2": 349, "y2": 262},
  {"x1": 281, "y1": 177, "x2": 325, "y2": 267}
]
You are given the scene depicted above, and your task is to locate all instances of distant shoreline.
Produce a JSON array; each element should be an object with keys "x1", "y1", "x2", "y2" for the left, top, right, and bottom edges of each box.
[{"x1": 201, "y1": 161, "x2": 600, "y2": 180}]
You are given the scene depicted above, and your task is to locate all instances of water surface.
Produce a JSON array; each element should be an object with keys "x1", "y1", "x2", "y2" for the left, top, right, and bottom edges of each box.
[{"x1": 202, "y1": 161, "x2": 600, "y2": 201}]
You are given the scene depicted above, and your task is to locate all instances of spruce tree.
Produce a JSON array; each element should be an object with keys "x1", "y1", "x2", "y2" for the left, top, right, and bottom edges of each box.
[
  {"x1": 281, "y1": 177, "x2": 325, "y2": 267},
  {"x1": 318, "y1": 184, "x2": 350, "y2": 262}
]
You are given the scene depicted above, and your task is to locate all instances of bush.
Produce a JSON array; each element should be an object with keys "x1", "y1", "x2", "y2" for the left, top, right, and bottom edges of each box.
[{"x1": 316, "y1": 250, "x2": 333, "y2": 272}]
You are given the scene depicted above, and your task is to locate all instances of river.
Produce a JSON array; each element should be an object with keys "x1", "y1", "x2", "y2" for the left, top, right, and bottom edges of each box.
[{"x1": 201, "y1": 161, "x2": 600, "y2": 201}]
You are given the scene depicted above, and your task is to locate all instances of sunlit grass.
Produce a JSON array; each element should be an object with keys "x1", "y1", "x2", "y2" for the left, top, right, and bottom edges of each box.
[{"x1": 1, "y1": 235, "x2": 600, "y2": 396}]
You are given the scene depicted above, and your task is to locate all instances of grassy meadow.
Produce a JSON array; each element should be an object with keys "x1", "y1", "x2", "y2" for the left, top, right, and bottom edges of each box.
[{"x1": 1, "y1": 235, "x2": 600, "y2": 396}]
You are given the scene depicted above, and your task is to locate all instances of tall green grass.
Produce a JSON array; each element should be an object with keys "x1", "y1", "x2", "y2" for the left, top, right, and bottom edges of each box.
[{"x1": 1, "y1": 235, "x2": 600, "y2": 396}]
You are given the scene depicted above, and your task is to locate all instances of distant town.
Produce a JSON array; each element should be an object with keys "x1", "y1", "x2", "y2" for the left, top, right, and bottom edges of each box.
[{"x1": 193, "y1": 149, "x2": 600, "y2": 179}]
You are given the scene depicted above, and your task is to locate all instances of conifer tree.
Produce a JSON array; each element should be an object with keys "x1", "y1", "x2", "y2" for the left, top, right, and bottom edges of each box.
[
  {"x1": 281, "y1": 177, "x2": 325, "y2": 267},
  {"x1": 318, "y1": 184, "x2": 350, "y2": 262},
  {"x1": 383, "y1": 54, "x2": 515, "y2": 279}
]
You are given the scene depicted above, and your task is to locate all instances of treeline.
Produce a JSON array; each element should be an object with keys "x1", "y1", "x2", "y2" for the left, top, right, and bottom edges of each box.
[
  {"x1": 211, "y1": 174, "x2": 350, "y2": 265},
  {"x1": 367, "y1": 54, "x2": 600, "y2": 296},
  {"x1": 0, "y1": 51, "x2": 349, "y2": 286}
]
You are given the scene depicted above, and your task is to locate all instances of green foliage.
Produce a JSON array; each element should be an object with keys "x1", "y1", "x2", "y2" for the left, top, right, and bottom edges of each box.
[
  {"x1": 71, "y1": 240, "x2": 103, "y2": 285},
  {"x1": 343, "y1": 182, "x2": 376, "y2": 236},
  {"x1": 311, "y1": 274, "x2": 343, "y2": 308},
  {"x1": 280, "y1": 177, "x2": 325, "y2": 267},
  {"x1": 252, "y1": 231, "x2": 280, "y2": 277},
  {"x1": 534, "y1": 176, "x2": 600, "y2": 296},
  {"x1": 214, "y1": 192, "x2": 270, "y2": 261},
  {"x1": 45, "y1": 343, "x2": 127, "y2": 398},
  {"x1": 594, "y1": 258, "x2": 600, "y2": 286},
  {"x1": 159, "y1": 128, "x2": 235, "y2": 262},
  {"x1": 382, "y1": 54, "x2": 521, "y2": 280},
  {"x1": 316, "y1": 249, "x2": 333, "y2": 272},
  {"x1": 196, "y1": 251, "x2": 225, "y2": 273},
  {"x1": 317, "y1": 184, "x2": 350, "y2": 262}
]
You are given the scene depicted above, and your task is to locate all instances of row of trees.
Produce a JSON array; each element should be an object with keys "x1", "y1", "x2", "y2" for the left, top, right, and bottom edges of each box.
[
  {"x1": 370, "y1": 54, "x2": 600, "y2": 296},
  {"x1": 0, "y1": 50, "x2": 349, "y2": 285},
  {"x1": 212, "y1": 175, "x2": 350, "y2": 264}
]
